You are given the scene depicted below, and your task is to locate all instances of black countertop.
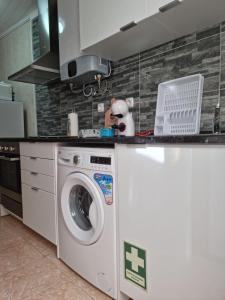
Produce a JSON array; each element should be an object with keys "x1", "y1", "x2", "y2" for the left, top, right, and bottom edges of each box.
[
  {"x1": 120, "y1": 134, "x2": 225, "y2": 145},
  {"x1": 2, "y1": 134, "x2": 225, "y2": 145},
  {"x1": 0, "y1": 136, "x2": 115, "y2": 148}
]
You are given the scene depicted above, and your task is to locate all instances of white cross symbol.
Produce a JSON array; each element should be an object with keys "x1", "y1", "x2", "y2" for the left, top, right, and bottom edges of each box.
[{"x1": 126, "y1": 247, "x2": 144, "y2": 273}]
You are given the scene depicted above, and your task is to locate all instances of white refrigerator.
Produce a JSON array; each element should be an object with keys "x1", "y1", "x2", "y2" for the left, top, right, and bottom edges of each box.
[{"x1": 0, "y1": 83, "x2": 24, "y2": 138}]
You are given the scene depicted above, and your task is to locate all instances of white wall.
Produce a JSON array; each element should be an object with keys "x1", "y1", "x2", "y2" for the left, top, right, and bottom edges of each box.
[{"x1": 0, "y1": 19, "x2": 37, "y2": 136}]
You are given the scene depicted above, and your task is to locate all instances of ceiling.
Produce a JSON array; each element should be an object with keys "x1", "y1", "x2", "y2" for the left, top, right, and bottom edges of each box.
[{"x1": 0, "y1": 0, "x2": 37, "y2": 36}]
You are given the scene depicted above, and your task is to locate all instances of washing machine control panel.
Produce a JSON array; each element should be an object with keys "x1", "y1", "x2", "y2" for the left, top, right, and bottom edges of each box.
[
  {"x1": 58, "y1": 149, "x2": 114, "y2": 172},
  {"x1": 89, "y1": 154, "x2": 113, "y2": 172},
  {"x1": 90, "y1": 156, "x2": 111, "y2": 165}
]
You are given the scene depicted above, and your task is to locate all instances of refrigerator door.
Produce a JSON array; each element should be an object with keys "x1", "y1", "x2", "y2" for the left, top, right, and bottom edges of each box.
[{"x1": 0, "y1": 101, "x2": 24, "y2": 137}]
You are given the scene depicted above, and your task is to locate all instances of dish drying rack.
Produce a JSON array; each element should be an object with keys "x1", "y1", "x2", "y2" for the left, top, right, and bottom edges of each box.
[{"x1": 154, "y1": 74, "x2": 204, "y2": 136}]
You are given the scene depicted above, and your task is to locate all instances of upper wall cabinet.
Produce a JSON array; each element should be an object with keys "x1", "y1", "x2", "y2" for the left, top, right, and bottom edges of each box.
[
  {"x1": 79, "y1": 0, "x2": 146, "y2": 51},
  {"x1": 146, "y1": 0, "x2": 175, "y2": 15},
  {"x1": 156, "y1": 0, "x2": 225, "y2": 36},
  {"x1": 79, "y1": 0, "x2": 225, "y2": 61},
  {"x1": 79, "y1": 0, "x2": 179, "y2": 60},
  {"x1": 58, "y1": 0, "x2": 81, "y2": 66}
]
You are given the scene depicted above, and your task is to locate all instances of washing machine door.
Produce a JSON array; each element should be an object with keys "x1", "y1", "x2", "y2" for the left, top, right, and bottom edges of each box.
[{"x1": 60, "y1": 172, "x2": 104, "y2": 245}]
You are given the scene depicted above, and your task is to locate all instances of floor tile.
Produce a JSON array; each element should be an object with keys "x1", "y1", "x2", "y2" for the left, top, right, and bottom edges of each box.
[
  {"x1": 0, "y1": 235, "x2": 24, "y2": 252},
  {"x1": 1, "y1": 258, "x2": 71, "y2": 300},
  {"x1": 25, "y1": 231, "x2": 57, "y2": 257},
  {"x1": 25, "y1": 279, "x2": 92, "y2": 300},
  {"x1": 0, "y1": 290, "x2": 10, "y2": 300},
  {"x1": 0, "y1": 216, "x2": 24, "y2": 231},
  {"x1": 5, "y1": 220, "x2": 57, "y2": 257},
  {"x1": 0, "y1": 239, "x2": 43, "y2": 276},
  {"x1": 0, "y1": 219, "x2": 19, "y2": 236}
]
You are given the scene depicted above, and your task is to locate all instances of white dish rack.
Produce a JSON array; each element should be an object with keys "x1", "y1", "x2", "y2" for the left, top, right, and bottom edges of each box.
[{"x1": 154, "y1": 74, "x2": 204, "y2": 136}]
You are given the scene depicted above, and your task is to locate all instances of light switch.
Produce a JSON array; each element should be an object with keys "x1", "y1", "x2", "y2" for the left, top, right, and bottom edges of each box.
[{"x1": 98, "y1": 103, "x2": 104, "y2": 112}]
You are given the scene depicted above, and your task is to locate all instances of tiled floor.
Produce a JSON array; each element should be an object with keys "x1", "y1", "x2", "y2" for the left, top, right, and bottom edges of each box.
[{"x1": 0, "y1": 215, "x2": 112, "y2": 300}]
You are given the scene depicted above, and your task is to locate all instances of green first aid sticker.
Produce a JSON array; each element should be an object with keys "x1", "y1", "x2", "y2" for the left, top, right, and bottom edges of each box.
[{"x1": 124, "y1": 241, "x2": 147, "y2": 290}]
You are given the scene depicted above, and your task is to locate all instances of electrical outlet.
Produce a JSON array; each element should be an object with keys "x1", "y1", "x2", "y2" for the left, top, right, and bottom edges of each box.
[
  {"x1": 126, "y1": 97, "x2": 134, "y2": 108},
  {"x1": 98, "y1": 103, "x2": 104, "y2": 112}
]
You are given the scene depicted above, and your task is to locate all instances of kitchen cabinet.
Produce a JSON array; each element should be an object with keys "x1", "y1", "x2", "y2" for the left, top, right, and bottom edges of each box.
[
  {"x1": 20, "y1": 142, "x2": 57, "y2": 245},
  {"x1": 116, "y1": 144, "x2": 225, "y2": 300},
  {"x1": 57, "y1": 0, "x2": 81, "y2": 66},
  {"x1": 79, "y1": 0, "x2": 146, "y2": 51},
  {"x1": 146, "y1": 0, "x2": 174, "y2": 15},
  {"x1": 79, "y1": 0, "x2": 178, "y2": 59},
  {"x1": 156, "y1": 0, "x2": 225, "y2": 37},
  {"x1": 22, "y1": 184, "x2": 56, "y2": 245},
  {"x1": 79, "y1": 0, "x2": 225, "y2": 61}
]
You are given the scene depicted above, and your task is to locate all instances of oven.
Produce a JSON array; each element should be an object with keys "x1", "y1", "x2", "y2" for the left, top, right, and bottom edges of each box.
[{"x1": 0, "y1": 142, "x2": 22, "y2": 218}]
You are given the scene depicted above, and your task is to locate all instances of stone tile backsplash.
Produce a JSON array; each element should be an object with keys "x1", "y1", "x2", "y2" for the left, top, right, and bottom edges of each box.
[{"x1": 34, "y1": 19, "x2": 225, "y2": 135}]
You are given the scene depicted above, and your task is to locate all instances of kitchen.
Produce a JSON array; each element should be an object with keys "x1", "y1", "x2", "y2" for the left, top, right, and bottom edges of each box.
[{"x1": 0, "y1": 0, "x2": 225, "y2": 299}]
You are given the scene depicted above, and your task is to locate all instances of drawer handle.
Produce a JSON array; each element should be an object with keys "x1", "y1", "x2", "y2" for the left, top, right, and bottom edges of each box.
[
  {"x1": 59, "y1": 158, "x2": 70, "y2": 163},
  {"x1": 30, "y1": 172, "x2": 38, "y2": 176},
  {"x1": 30, "y1": 157, "x2": 37, "y2": 160},
  {"x1": 31, "y1": 187, "x2": 39, "y2": 191},
  {"x1": 120, "y1": 21, "x2": 137, "y2": 32},
  {"x1": 159, "y1": 0, "x2": 182, "y2": 13}
]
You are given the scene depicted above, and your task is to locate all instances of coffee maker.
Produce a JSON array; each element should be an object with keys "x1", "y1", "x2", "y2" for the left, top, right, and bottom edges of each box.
[{"x1": 111, "y1": 100, "x2": 135, "y2": 136}]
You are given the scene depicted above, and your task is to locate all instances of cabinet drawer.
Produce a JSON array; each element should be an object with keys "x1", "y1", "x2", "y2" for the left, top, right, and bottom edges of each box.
[
  {"x1": 21, "y1": 156, "x2": 55, "y2": 176},
  {"x1": 22, "y1": 184, "x2": 56, "y2": 244},
  {"x1": 21, "y1": 170, "x2": 55, "y2": 194},
  {"x1": 20, "y1": 143, "x2": 55, "y2": 159}
]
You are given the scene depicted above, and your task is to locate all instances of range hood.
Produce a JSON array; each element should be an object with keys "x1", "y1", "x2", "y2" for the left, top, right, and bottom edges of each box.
[{"x1": 8, "y1": 0, "x2": 60, "y2": 85}]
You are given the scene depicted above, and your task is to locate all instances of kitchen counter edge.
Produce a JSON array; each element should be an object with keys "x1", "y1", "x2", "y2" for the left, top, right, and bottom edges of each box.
[{"x1": 1, "y1": 134, "x2": 225, "y2": 145}]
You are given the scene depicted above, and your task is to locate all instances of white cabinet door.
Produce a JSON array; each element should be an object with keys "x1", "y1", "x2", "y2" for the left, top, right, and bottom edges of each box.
[
  {"x1": 22, "y1": 184, "x2": 56, "y2": 244},
  {"x1": 79, "y1": 0, "x2": 146, "y2": 50},
  {"x1": 191, "y1": 147, "x2": 225, "y2": 262},
  {"x1": 156, "y1": 0, "x2": 225, "y2": 37},
  {"x1": 58, "y1": 0, "x2": 81, "y2": 66},
  {"x1": 116, "y1": 145, "x2": 225, "y2": 300}
]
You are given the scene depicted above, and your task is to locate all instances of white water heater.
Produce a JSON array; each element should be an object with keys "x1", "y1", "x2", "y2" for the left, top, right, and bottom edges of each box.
[{"x1": 60, "y1": 55, "x2": 110, "y2": 84}]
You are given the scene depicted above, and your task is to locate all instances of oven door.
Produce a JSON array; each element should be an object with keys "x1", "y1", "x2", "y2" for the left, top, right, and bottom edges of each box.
[{"x1": 0, "y1": 156, "x2": 21, "y2": 193}]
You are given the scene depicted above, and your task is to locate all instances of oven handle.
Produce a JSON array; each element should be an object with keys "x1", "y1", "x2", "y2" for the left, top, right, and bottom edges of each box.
[{"x1": 0, "y1": 156, "x2": 20, "y2": 162}]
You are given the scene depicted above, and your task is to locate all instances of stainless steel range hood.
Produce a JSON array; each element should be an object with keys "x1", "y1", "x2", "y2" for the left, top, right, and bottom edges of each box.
[{"x1": 8, "y1": 0, "x2": 60, "y2": 85}]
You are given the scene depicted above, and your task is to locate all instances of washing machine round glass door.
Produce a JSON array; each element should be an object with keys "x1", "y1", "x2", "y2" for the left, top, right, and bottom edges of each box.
[{"x1": 60, "y1": 172, "x2": 104, "y2": 245}]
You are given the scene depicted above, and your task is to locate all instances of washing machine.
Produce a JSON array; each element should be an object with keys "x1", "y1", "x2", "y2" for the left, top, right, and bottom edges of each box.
[{"x1": 57, "y1": 147, "x2": 126, "y2": 300}]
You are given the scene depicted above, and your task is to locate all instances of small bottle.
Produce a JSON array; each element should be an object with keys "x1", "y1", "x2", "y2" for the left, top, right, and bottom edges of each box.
[{"x1": 214, "y1": 103, "x2": 221, "y2": 134}]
